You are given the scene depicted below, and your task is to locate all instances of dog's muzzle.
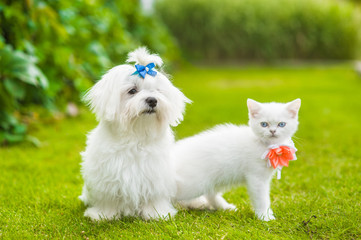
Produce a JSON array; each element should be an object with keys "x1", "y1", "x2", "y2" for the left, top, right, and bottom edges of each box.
[
  {"x1": 146, "y1": 97, "x2": 157, "y2": 108},
  {"x1": 143, "y1": 97, "x2": 157, "y2": 114}
]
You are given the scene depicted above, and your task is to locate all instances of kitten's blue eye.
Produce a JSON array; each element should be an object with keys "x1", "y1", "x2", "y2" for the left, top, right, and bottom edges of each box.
[
  {"x1": 260, "y1": 122, "x2": 269, "y2": 127},
  {"x1": 278, "y1": 122, "x2": 286, "y2": 127}
]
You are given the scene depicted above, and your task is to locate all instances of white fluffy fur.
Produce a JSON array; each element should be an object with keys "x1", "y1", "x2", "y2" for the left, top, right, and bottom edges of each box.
[
  {"x1": 126, "y1": 47, "x2": 163, "y2": 67},
  {"x1": 79, "y1": 47, "x2": 190, "y2": 221},
  {"x1": 174, "y1": 99, "x2": 301, "y2": 221}
]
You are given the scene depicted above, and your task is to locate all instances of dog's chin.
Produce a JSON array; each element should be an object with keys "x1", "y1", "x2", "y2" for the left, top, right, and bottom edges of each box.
[{"x1": 142, "y1": 109, "x2": 156, "y2": 115}]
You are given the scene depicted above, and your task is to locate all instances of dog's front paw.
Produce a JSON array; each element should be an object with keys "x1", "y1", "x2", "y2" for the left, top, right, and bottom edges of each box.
[
  {"x1": 84, "y1": 207, "x2": 103, "y2": 221},
  {"x1": 141, "y1": 200, "x2": 177, "y2": 220},
  {"x1": 84, "y1": 207, "x2": 118, "y2": 221}
]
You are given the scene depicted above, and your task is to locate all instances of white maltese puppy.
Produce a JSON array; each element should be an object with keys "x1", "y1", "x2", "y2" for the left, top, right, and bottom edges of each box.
[{"x1": 79, "y1": 47, "x2": 190, "y2": 221}]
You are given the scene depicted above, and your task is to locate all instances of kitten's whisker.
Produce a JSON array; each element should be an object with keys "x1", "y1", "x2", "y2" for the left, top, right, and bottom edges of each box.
[{"x1": 292, "y1": 135, "x2": 305, "y2": 146}]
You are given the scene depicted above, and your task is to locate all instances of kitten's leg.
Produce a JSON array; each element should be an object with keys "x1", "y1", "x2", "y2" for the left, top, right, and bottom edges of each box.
[
  {"x1": 246, "y1": 176, "x2": 275, "y2": 221},
  {"x1": 177, "y1": 196, "x2": 213, "y2": 210},
  {"x1": 206, "y1": 193, "x2": 237, "y2": 211}
]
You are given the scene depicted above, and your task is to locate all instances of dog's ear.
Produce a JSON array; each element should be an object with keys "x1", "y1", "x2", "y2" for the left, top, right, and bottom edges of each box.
[
  {"x1": 83, "y1": 66, "x2": 126, "y2": 121},
  {"x1": 168, "y1": 85, "x2": 192, "y2": 127}
]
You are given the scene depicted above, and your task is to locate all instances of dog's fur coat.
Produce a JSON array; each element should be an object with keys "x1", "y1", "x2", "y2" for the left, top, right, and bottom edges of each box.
[{"x1": 79, "y1": 47, "x2": 190, "y2": 220}]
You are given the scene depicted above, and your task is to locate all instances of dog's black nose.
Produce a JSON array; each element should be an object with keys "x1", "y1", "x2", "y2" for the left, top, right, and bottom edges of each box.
[{"x1": 146, "y1": 97, "x2": 157, "y2": 108}]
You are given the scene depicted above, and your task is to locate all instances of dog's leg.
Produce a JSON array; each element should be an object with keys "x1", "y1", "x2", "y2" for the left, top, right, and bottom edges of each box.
[
  {"x1": 84, "y1": 206, "x2": 119, "y2": 221},
  {"x1": 141, "y1": 198, "x2": 177, "y2": 220},
  {"x1": 79, "y1": 185, "x2": 89, "y2": 206},
  {"x1": 245, "y1": 176, "x2": 275, "y2": 221},
  {"x1": 205, "y1": 193, "x2": 237, "y2": 211}
]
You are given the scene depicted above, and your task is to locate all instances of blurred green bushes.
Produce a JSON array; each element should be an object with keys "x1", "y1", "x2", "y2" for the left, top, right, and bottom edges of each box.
[
  {"x1": 0, "y1": 0, "x2": 179, "y2": 145},
  {"x1": 157, "y1": 0, "x2": 360, "y2": 61}
]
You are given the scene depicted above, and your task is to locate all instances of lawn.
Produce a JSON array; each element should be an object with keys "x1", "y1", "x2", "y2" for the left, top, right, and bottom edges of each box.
[{"x1": 1, "y1": 64, "x2": 361, "y2": 239}]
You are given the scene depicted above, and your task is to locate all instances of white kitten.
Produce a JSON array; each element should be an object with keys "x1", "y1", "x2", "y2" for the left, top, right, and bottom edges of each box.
[{"x1": 174, "y1": 99, "x2": 301, "y2": 221}]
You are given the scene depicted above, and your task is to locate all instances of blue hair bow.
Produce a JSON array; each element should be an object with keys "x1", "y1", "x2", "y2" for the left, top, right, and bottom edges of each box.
[{"x1": 132, "y1": 63, "x2": 157, "y2": 79}]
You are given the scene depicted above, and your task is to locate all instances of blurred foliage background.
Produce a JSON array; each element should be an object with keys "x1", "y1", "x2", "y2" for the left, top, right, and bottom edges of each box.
[
  {"x1": 0, "y1": 0, "x2": 360, "y2": 145},
  {"x1": 157, "y1": 0, "x2": 360, "y2": 61},
  {"x1": 0, "y1": 0, "x2": 179, "y2": 144}
]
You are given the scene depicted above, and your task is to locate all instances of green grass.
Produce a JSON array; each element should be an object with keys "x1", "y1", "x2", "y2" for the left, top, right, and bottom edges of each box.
[{"x1": 1, "y1": 64, "x2": 361, "y2": 239}]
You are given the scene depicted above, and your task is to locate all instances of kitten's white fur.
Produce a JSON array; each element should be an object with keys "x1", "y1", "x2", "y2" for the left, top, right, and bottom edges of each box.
[
  {"x1": 79, "y1": 47, "x2": 190, "y2": 221},
  {"x1": 174, "y1": 99, "x2": 301, "y2": 221}
]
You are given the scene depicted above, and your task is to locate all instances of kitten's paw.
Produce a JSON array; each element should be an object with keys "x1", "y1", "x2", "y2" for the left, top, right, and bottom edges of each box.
[
  {"x1": 206, "y1": 193, "x2": 236, "y2": 211},
  {"x1": 258, "y1": 213, "x2": 276, "y2": 221},
  {"x1": 178, "y1": 196, "x2": 213, "y2": 210},
  {"x1": 221, "y1": 203, "x2": 237, "y2": 211},
  {"x1": 256, "y1": 209, "x2": 275, "y2": 221}
]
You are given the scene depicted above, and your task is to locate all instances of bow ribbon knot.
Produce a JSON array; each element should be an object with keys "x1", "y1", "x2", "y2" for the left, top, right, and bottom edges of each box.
[
  {"x1": 262, "y1": 145, "x2": 297, "y2": 179},
  {"x1": 267, "y1": 146, "x2": 295, "y2": 169},
  {"x1": 132, "y1": 63, "x2": 157, "y2": 79}
]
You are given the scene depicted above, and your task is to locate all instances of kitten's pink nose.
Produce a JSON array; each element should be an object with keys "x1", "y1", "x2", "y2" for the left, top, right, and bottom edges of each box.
[{"x1": 270, "y1": 130, "x2": 276, "y2": 134}]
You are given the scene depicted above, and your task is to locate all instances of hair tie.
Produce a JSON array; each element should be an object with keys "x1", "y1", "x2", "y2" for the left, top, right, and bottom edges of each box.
[{"x1": 132, "y1": 63, "x2": 157, "y2": 79}]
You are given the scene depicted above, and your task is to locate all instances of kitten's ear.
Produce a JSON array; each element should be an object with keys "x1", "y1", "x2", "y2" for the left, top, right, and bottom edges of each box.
[
  {"x1": 247, "y1": 99, "x2": 262, "y2": 118},
  {"x1": 286, "y1": 98, "x2": 301, "y2": 118}
]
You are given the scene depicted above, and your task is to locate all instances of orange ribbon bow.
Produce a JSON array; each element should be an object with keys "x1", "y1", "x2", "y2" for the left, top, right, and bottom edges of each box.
[{"x1": 266, "y1": 146, "x2": 296, "y2": 169}]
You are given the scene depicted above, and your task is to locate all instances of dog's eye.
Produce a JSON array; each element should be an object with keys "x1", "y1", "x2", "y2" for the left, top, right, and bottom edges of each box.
[{"x1": 128, "y1": 88, "x2": 137, "y2": 95}]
